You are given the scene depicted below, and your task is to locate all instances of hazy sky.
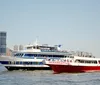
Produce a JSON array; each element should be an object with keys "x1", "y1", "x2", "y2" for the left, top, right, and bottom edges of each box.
[{"x1": 0, "y1": 0, "x2": 100, "y2": 57}]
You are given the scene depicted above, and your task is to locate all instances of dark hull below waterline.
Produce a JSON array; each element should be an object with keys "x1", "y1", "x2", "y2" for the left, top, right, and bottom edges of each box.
[{"x1": 5, "y1": 66, "x2": 51, "y2": 71}]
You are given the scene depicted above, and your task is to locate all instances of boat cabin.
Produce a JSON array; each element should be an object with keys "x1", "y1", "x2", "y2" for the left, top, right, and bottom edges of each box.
[{"x1": 25, "y1": 44, "x2": 61, "y2": 52}]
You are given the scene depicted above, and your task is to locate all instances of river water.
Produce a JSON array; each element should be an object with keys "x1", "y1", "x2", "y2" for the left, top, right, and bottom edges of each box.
[{"x1": 0, "y1": 66, "x2": 100, "y2": 85}]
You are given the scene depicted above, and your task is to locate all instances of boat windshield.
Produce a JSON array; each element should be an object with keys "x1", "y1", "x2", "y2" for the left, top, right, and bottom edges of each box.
[
  {"x1": 65, "y1": 55, "x2": 74, "y2": 58},
  {"x1": 24, "y1": 54, "x2": 34, "y2": 57},
  {"x1": 14, "y1": 53, "x2": 23, "y2": 57}
]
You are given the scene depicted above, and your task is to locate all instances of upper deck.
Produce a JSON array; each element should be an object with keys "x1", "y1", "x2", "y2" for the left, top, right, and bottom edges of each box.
[{"x1": 24, "y1": 44, "x2": 64, "y2": 53}]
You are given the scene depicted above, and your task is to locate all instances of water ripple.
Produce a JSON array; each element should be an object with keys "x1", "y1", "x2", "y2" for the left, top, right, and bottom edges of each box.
[{"x1": 0, "y1": 67, "x2": 100, "y2": 85}]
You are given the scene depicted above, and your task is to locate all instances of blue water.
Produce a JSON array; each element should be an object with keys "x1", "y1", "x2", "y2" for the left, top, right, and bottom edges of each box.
[{"x1": 0, "y1": 65, "x2": 100, "y2": 85}]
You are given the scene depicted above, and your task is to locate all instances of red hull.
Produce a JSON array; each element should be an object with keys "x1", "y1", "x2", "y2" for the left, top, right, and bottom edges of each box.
[{"x1": 48, "y1": 64, "x2": 100, "y2": 73}]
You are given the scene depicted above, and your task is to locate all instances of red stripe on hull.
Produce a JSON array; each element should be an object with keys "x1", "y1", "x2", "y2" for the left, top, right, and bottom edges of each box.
[{"x1": 48, "y1": 65, "x2": 100, "y2": 73}]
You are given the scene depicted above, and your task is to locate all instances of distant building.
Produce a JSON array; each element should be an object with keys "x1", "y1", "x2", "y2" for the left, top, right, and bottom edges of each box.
[
  {"x1": 13, "y1": 45, "x2": 18, "y2": 51},
  {"x1": 0, "y1": 32, "x2": 6, "y2": 55},
  {"x1": 6, "y1": 48, "x2": 13, "y2": 56},
  {"x1": 19, "y1": 45, "x2": 23, "y2": 51},
  {"x1": 13, "y1": 45, "x2": 24, "y2": 51}
]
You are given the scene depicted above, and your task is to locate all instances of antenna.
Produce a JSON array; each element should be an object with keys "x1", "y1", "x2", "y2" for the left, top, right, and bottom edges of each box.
[{"x1": 34, "y1": 36, "x2": 39, "y2": 46}]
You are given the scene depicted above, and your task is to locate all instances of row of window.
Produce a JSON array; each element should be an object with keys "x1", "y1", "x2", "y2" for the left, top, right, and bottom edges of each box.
[
  {"x1": 14, "y1": 53, "x2": 65, "y2": 58},
  {"x1": 41, "y1": 49, "x2": 56, "y2": 52},
  {"x1": 27, "y1": 46, "x2": 56, "y2": 51},
  {"x1": 0, "y1": 33, "x2": 6, "y2": 36},
  {"x1": 65, "y1": 56, "x2": 74, "y2": 58},
  {"x1": 0, "y1": 48, "x2": 6, "y2": 53},
  {"x1": 0, "y1": 39, "x2": 6, "y2": 44},
  {"x1": 75, "y1": 60, "x2": 97, "y2": 64},
  {"x1": 8, "y1": 61, "x2": 43, "y2": 65}
]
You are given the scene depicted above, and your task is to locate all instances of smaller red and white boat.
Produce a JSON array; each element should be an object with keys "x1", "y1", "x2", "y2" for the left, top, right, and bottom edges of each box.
[{"x1": 44, "y1": 53, "x2": 100, "y2": 73}]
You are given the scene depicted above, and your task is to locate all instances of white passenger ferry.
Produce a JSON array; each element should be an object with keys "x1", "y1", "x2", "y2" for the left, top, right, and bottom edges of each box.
[{"x1": 0, "y1": 43, "x2": 69, "y2": 71}]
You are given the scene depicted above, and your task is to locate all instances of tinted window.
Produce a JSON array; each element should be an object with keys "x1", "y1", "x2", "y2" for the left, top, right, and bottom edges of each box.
[{"x1": 25, "y1": 54, "x2": 34, "y2": 57}]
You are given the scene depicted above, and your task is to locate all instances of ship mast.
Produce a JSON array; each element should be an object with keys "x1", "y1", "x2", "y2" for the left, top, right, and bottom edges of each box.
[{"x1": 34, "y1": 37, "x2": 38, "y2": 46}]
